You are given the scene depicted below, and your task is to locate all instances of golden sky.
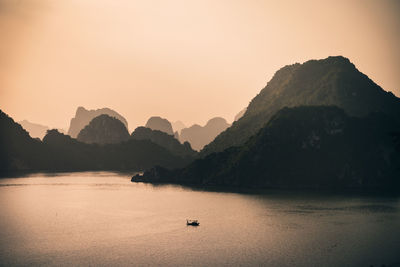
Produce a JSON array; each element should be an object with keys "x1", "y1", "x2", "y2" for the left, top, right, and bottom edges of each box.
[{"x1": 0, "y1": 0, "x2": 399, "y2": 130}]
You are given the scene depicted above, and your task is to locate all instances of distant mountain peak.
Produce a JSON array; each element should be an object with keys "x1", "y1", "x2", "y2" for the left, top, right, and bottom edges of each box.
[
  {"x1": 145, "y1": 116, "x2": 174, "y2": 135},
  {"x1": 68, "y1": 106, "x2": 128, "y2": 138},
  {"x1": 18, "y1": 120, "x2": 49, "y2": 140},
  {"x1": 180, "y1": 117, "x2": 230, "y2": 151}
]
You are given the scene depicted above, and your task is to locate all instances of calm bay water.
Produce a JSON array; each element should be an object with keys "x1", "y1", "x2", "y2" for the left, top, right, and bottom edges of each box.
[{"x1": 0, "y1": 172, "x2": 399, "y2": 266}]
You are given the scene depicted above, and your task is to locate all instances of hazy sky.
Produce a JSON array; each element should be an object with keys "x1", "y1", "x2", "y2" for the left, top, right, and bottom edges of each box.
[{"x1": 0, "y1": 0, "x2": 399, "y2": 131}]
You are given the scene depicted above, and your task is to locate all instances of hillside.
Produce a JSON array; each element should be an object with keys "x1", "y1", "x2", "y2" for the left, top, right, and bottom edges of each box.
[
  {"x1": 201, "y1": 56, "x2": 400, "y2": 155},
  {"x1": 0, "y1": 110, "x2": 48, "y2": 171},
  {"x1": 0, "y1": 109, "x2": 190, "y2": 174},
  {"x1": 131, "y1": 126, "x2": 196, "y2": 157},
  {"x1": 134, "y1": 106, "x2": 400, "y2": 191},
  {"x1": 77, "y1": 114, "x2": 130, "y2": 144}
]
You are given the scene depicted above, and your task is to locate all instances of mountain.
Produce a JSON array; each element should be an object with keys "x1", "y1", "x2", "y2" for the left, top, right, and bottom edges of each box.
[
  {"x1": 131, "y1": 126, "x2": 196, "y2": 157},
  {"x1": 145, "y1": 116, "x2": 174, "y2": 135},
  {"x1": 77, "y1": 114, "x2": 130, "y2": 144},
  {"x1": 43, "y1": 130, "x2": 189, "y2": 171},
  {"x1": 174, "y1": 131, "x2": 180, "y2": 140},
  {"x1": 0, "y1": 110, "x2": 48, "y2": 171},
  {"x1": 0, "y1": 109, "x2": 189, "y2": 174},
  {"x1": 133, "y1": 106, "x2": 400, "y2": 191},
  {"x1": 201, "y1": 56, "x2": 400, "y2": 156},
  {"x1": 180, "y1": 117, "x2": 230, "y2": 151},
  {"x1": 68, "y1": 107, "x2": 128, "y2": 138},
  {"x1": 18, "y1": 120, "x2": 49, "y2": 139},
  {"x1": 234, "y1": 108, "x2": 246, "y2": 121},
  {"x1": 172, "y1": 120, "x2": 186, "y2": 133}
]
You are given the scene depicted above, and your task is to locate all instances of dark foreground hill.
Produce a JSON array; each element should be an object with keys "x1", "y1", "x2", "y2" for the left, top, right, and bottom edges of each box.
[
  {"x1": 0, "y1": 110, "x2": 190, "y2": 174},
  {"x1": 133, "y1": 106, "x2": 400, "y2": 191},
  {"x1": 1, "y1": 110, "x2": 47, "y2": 171},
  {"x1": 201, "y1": 56, "x2": 400, "y2": 156},
  {"x1": 131, "y1": 127, "x2": 196, "y2": 157}
]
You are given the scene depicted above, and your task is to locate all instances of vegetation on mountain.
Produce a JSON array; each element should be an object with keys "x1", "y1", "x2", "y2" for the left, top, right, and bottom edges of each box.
[
  {"x1": 77, "y1": 114, "x2": 130, "y2": 144},
  {"x1": 131, "y1": 126, "x2": 196, "y2": 157},
  {"x1": 0, "y1": 110, "x2": 189, "y2": 174},
  {"x1": 134, "y1": 106, "x2": 400, "y2": 191},
  {"x1": 201, "y1": 56, "x2": 400, "y2": 156}
]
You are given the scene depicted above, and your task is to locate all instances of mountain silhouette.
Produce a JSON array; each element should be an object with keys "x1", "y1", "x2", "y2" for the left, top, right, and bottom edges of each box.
[
  {"x1": 0, "y1": 109, "x2": 190, "y2": 173},
  {"x1": 171, "y1": 120, "x2": 186, "y2": 133},
  {"x1": 1, "y1": 110, "x2": 46, "y2": 171},
  {"x1": 234, "y1": 108, "x2": 246, "y2": 121},
  {"x1": 131, "y1": 126, "x2": 196, "y2": 157},
  {"x1": 180, "y1": 117, "x2": 230, "y2": 151},
  {"x1": 77, "y1": 114, "x2": 130, "y2": 144},
  {"x1": 134, "y1": 106, "x2": 400, "y2": 191},
  {"x1": 145, "y1": 116, "x2": 174, "y2": 135},
  {"x1": 201, "y1": 56, "x2": 400, "y2": 156},
  {"x1": 67, "y1": 107, "x2": 128, "y2": 138},
  {"x1": 18, "y1": 120, "x2": 49, "y2": 139}
]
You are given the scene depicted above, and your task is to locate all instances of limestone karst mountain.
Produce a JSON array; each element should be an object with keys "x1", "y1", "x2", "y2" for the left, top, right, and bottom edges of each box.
[
  {"x1": 145, "y1": 116, "x2": 174, "y2": 135},
  {"x1": 180, "y1": 117, "x2": 230, "y2": 151},
  {"x1": 172, "y1": 120, "x2": 186, "y2": 133},
  {"x1": 134, "y1": 106, "x2": 400, "y2": 190},
  {"x1": 0, "y1": 109, "x2": 190, "y2": 173},
  {"x1": 201, "y1": 56, "x2": 400, "y2": 156},
  {"x1": 68, "y1": 107, "x2": 128, "y2": 138},
  {"x1": 77, "y1": 114, "x2": 130, "y2": 144},
  {"x1": 18, "y1": 120, "x2": 49, "y2": 139}
]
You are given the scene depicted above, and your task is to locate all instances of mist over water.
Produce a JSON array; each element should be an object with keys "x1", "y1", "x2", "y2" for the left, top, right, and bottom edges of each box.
[{"x1": 0, "y1": 172, "x2": 399, "y2": 266}]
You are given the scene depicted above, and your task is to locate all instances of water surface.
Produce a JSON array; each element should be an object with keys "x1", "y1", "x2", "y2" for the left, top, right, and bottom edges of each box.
[{"x1": 0, "y1": 172, "x2": 399, "y2": 266}]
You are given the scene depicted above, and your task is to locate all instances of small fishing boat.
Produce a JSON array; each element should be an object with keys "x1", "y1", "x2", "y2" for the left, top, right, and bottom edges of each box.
[{"x1": 186, "y1": 219, "x2": 200, "y2": 226}]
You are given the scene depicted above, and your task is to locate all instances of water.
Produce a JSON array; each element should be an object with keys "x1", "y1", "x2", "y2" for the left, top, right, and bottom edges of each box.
[{"x1": 0, "y1": 172, "x2": 399, "y2": 266}]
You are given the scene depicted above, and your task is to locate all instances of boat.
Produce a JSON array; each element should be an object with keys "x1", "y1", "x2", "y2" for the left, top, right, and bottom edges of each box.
[{"x1": 186, "y1": 219, "x2": 200, "y2": 226}]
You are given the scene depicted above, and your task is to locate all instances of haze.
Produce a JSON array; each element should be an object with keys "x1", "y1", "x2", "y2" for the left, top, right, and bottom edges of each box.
[{"x1": 0, "y1": 0, "x2": 399, "y2": 130}]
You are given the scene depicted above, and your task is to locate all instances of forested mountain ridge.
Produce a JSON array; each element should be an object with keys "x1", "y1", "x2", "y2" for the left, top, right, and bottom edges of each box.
[
  {"x1": 201, "y1": 56, "x2": 400, "y2": 156},
  {"x1": 134, "y1": 106, "x2": 400, "y2": 191}
]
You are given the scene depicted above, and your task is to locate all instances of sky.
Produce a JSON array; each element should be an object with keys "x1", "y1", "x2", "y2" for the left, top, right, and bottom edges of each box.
[{"x1": 0, "y1": 0, "x2": 399, "y2": 131}]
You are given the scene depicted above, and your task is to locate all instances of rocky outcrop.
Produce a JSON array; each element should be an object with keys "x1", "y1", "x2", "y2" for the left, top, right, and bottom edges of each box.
[
  {"x1": 68, "y1": 107, "x2": 128, "y2": 138},
  {"x1": 145, "y1": 116, "x2": 174, "y2": 135},
  {"x1": 77, "y1": 114, "x2": 130, "y2": 144},
  {"x1": 180, "y1": 117, "x2": 230, "y2": 151}
]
